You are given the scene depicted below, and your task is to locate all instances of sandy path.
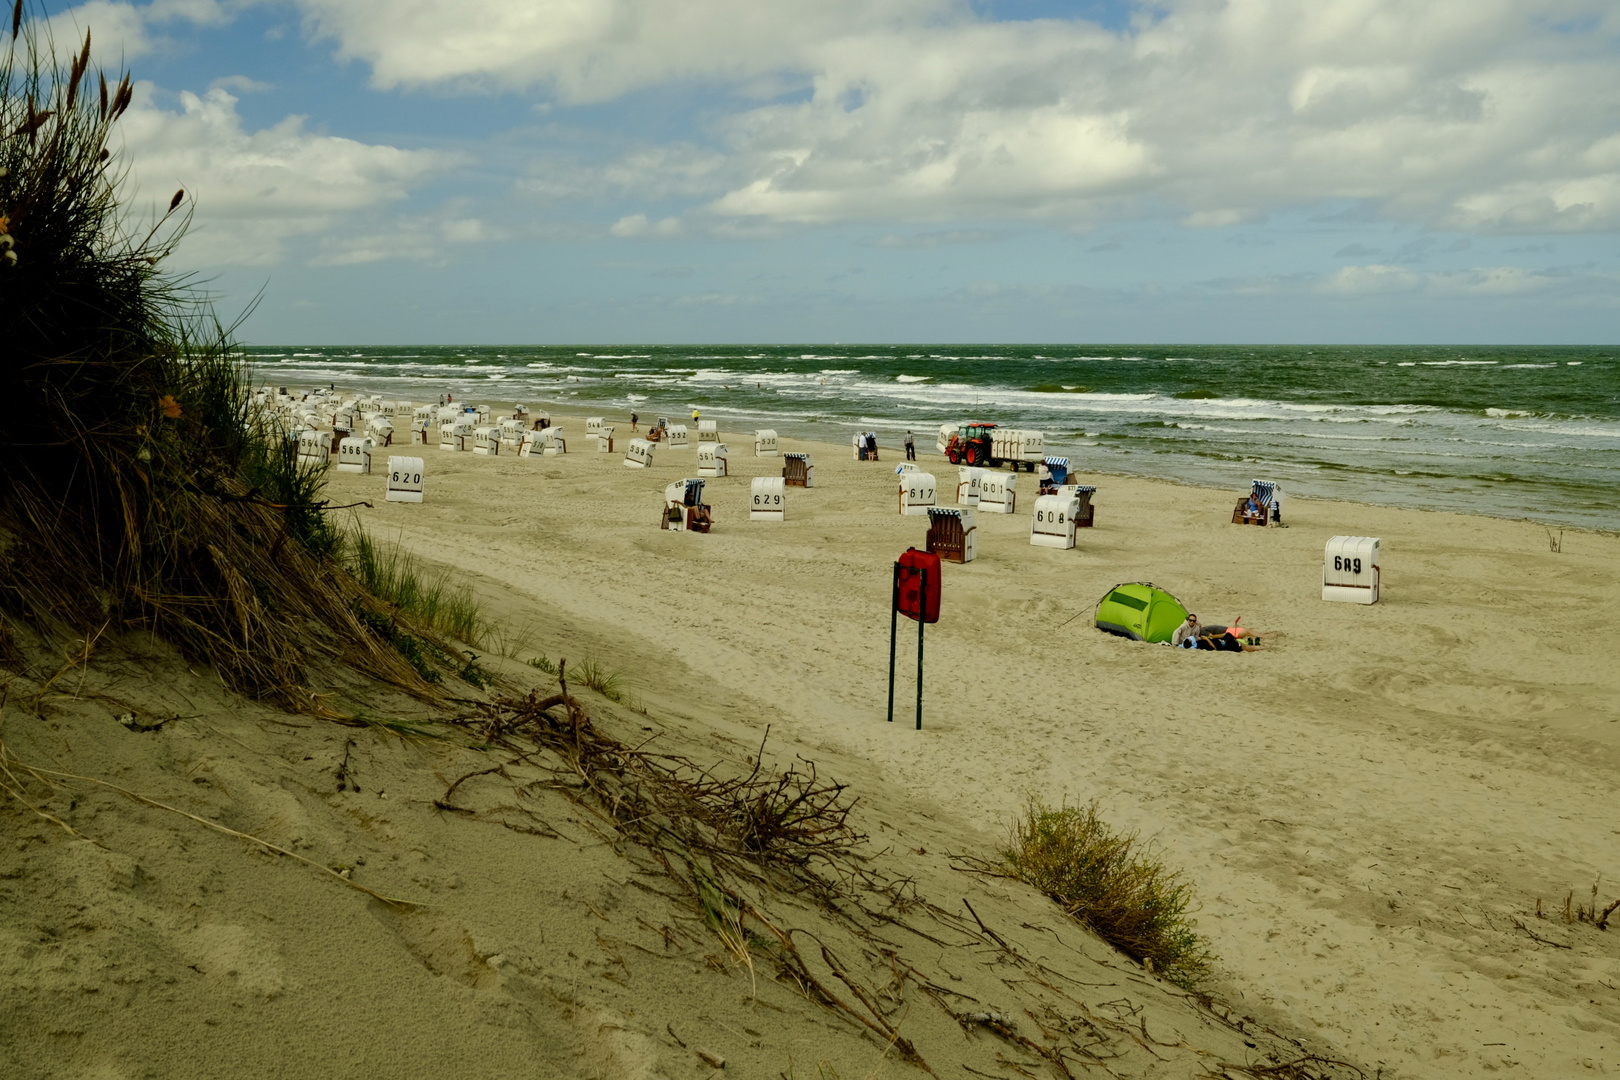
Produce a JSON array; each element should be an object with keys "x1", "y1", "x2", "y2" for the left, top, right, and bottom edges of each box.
[{"x1": 327, "y1": 420, "x2": 1620, "y2": 1077}]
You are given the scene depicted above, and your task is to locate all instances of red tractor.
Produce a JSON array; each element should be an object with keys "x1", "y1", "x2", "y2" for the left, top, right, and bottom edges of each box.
[{"x1": 943, "y1": 422, "x2": 997, "y2": 466}]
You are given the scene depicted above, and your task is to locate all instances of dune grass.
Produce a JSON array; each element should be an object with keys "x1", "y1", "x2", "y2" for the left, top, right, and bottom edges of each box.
[
  {"x1": 0, "y1": 5, "x2": 440, "y2": 708},
  {"x1": 344, "y1": 529, "x2": 485, "y2": 646},
  {"x1": 1000, "y1": 800, "x2": 1212, "y2": 988}
]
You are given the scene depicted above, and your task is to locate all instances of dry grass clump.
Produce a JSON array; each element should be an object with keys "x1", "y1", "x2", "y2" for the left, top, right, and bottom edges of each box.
[
  {"x1": 0, "y1": 3, "x2": 438, "y2": 709},
  {"x1": 999, "y1": 800, "x2": 1212, "y2": 988}
]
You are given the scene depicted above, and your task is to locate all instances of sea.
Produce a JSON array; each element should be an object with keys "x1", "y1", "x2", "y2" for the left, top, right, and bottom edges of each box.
[{"x1": 242, "y1": 344, "x2": 1620, "y2": 531}]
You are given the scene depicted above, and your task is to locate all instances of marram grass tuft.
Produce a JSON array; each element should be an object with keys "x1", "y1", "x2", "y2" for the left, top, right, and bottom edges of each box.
[
  {"x1": 0, "y1": 2, "x2": 444, "y2": 711},
  {"x1": 1000, "y1": 800, "x2": 1213, "y2": 988}
]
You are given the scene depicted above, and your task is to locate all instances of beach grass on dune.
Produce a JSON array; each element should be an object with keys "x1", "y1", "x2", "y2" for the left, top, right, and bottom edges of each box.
[
  {"x1": 345, "y1": 529, "x2": 485, "y2": 646},
  {"x1": 1001, "y1": 800, "x2": 1212, "y2": 988}
]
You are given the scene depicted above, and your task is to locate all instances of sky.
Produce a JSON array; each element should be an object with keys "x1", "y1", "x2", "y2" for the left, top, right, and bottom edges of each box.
[{"x1": 34, "y1": 0, "x2": 1620, "y2": 344}]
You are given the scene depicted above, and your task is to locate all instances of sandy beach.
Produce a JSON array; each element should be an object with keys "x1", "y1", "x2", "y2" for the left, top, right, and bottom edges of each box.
[{"x1": 3, "y1": 413, "x2": 1617, "y2": 1079}]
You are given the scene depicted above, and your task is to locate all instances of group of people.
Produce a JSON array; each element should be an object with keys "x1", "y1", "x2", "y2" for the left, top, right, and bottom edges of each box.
[{"x1": 1171, "y1": 613, "x2": 1269, "y2": 652}]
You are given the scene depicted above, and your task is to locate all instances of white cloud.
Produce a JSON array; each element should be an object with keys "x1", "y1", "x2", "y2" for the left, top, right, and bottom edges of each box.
[
  {"x1": 1319, "y1": 263, "x2": 1592, "y2": 297},
  {"x1": 45, "y1": 0, "x2": 232, "y2": 61},
  {"x1": 280, "y1": 0, "x2": 1620, "y2": 233},
  {"x1": 311, "y1": 217, "x2": 496, "y2": 265},
  {"x1": 116, "y1": 85, "x2": 449, "y2": 265},
  {"x1": 609, "y1": 213, "x2": 682, "y2": 238},
  {"x1": 293, "y1": 0, "x2": 951, "y2": 101}
]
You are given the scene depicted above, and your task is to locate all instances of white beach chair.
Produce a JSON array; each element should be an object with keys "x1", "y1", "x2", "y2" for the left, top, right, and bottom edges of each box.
[
  {"x1": 956, "y1": 466, "x2": 983, "y2": 506},
  {"x1": 697, "y1": 442, "x2": 729, "y2": 477},
  {"x1": 336, "y1": 436, "x2": 373, "y2": 474},
  {"x1": 624, "y1": 438, "x2": 655, "y2": 468},
  {"x1": 750, "y1": 476, "x2": 786, "y2": 521},
  {"x1": 385, "y1": 456, "x2": 424, "y2": 503},
  {"x1": 979, "y1": 472, "x2": 1017, "y2": 514},
  {"x1": 1323, "y1": 536, "x2": 1380, "y2": 604},
  {"x1": 899, "y1": 472, "x2": 937, "y2": 515},
  {"x1": 1029, "y1": 494, "x2": 1080, "y2": 549}
]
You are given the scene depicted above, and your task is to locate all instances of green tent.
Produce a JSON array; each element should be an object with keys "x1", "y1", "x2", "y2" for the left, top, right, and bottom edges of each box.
[{"x1": 1095, "y1": 582, "x2": 1189, "y2": 643}]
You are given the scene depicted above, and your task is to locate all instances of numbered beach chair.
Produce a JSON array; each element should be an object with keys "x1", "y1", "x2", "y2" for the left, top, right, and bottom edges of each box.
[
  {"x1": 1323, "y1": 536, "x2": 1380, "y2": 603},
  {"x1": 296, "y1": 429, "x2": 331, "y2": 468},
  {"x1": 956, "y1": 466, "x2": 983, "y2": 506},
  {"x1": 597, "y1": 425, "x2": 616, "y2": 453},
  {"x1": 1029, "y1": 494, "x2": 1080, "y2": 549},
  {"x1": 979, "y1": 472, "x2": 1017, "y2": 514},
  {"x1": 698, "y1": 420, "x2": 719, "y2": 443},
  {"x1": 783, "y1": 452, "x2": 815, "y2": 487},
  {"x1": 697, "y1": 443, "x2": 728, "y2": 476},
  {"x1": 750, "y1": 476, "x2": 786, "y2": 521},
  {"x1": 624, "y1": 438, "x2": 655, "y2": 468},
  {"x1": 337, "y1": 436, "x2": 373, "y2": 474},
  {"x1": 899, "y1": 472, "x2": 937, "y2": 515},
  {"x1": 925, "y1": 507, "x2": 977, "y2": 563},
  {"x1": 754, "y1": 429, "x2": 779, "y2": 456},
  {"x1": 385, "y1": 456, "x2": 424, "y2": 503}
]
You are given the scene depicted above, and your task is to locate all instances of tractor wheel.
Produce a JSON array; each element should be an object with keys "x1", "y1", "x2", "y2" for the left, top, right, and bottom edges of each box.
[
  {"x1": 965, "y1": 445, "x2": 979, "y2": 465},
  {"x1": 946, "y1": 447, "x2": 959, "y2": 465}
]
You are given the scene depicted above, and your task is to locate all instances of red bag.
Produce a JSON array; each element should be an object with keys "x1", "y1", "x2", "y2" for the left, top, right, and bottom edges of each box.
[{"x1": 896, "y1": 548, "x2": 941, "y2": 624}]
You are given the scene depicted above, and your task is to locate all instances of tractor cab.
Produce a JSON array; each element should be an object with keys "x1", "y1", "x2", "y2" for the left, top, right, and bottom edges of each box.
[{"x1": 945, "y1": 422, "x2": 998, "y2": 465}]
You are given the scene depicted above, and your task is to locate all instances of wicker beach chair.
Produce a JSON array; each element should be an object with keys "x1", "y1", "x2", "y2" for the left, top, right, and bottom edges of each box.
[{"x1": 925, "y1": 507, "x2": 977, "y2": 563}]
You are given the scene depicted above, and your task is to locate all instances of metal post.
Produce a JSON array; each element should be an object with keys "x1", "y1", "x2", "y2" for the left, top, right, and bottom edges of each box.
[
  {"x1": 916, "y1": 567, "x2": 926, "y2": 730},
  {"x1": 887, "y1": 561, "x2": 900, "y2": 723}
]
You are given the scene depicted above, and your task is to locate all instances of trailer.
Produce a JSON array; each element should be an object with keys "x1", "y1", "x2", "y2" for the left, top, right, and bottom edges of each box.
[{"x1": 941, "y1": 422, "x2": 1044, "y2": 471}]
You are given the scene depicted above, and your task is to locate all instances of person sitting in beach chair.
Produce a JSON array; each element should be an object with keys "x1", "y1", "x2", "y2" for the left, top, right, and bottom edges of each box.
[{"x1": 1232, "y1": 480, "x2": 1282, "y2": 526}]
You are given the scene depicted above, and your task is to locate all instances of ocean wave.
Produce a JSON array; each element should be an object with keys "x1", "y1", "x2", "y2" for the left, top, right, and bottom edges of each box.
[
  {"x1": 895, "y1": 375, "x2": 932, "y2": 383},
  {"x1": 1420, "y1": 360, "x2": 1498, "y2": 366}
]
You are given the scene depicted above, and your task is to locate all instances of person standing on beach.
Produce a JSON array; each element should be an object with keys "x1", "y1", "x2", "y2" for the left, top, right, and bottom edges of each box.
[
  {"x1": 905, "y1": 431, "x2": 915, "y2": 460},
  {"x1": 631, "y1": 412, "x2": 639, "y2": 431},
  {"x1": 692, "y1": 409, "x2": 700, "y2": 425}
]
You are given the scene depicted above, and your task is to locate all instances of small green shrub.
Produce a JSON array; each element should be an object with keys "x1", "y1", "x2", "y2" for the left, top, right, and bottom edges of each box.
[
  {"x1": 527, "y1": 655, "x2": 557, "y2": 675},
  {"x1": 1000, "y1": 800, "x2": 1212, "y2": 988},
  {"x1": 457, "y1": 653, "x2": 491, "y2": 689}
]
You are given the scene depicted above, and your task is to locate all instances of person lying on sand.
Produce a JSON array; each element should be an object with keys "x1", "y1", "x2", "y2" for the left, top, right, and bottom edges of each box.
[{"x1": 1174, "y1": 614, "x2": 1270, "y2": 651}]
